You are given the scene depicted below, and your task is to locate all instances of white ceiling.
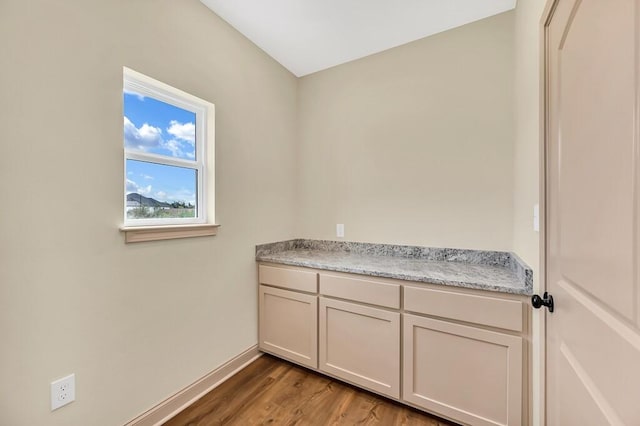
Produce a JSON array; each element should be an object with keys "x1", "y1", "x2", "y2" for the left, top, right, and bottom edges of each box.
[{"x1": 199, "y1": 0, "x2": 516, "y2": 77}]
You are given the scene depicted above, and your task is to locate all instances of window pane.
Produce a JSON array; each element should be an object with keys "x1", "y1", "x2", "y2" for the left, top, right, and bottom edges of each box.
[
  {"x1": 123, "y1": 92, "x2": 196, "y2": 160},
  {"x1": 125, "y1": 160, "x2": 197, "y2": 219}
]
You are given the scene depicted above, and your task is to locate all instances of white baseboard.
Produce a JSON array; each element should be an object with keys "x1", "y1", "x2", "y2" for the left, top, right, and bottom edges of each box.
[{"x1": 125, "y1": 345, "x2": 262, "y2": 426}]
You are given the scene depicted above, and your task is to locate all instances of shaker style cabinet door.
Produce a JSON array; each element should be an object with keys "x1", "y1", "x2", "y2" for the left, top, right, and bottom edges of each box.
[
  {"x1": 259, "y1": 285, "x2": 318, "y2": 368},
  {"x1": 403, "y1": 314, "x2": 523, "y2": 426},
  {"x1": 319, "y1": 297, "x2": 400, "y2": 398}
]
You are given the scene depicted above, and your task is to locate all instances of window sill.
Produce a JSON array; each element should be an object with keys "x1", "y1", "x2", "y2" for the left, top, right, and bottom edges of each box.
[{"x1": 120, "y1": 224, "x2": 220, "y2": 243}]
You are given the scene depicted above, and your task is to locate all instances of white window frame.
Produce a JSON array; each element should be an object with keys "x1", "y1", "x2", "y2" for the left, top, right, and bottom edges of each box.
[{"x1": 122, "y1": 67, "x2": 215, "y2": 230}]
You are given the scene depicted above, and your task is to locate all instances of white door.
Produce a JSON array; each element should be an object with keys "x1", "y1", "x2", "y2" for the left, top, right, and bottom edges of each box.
[{"x1": 545, "y1": 0, "x2": 640, "y2": 424}]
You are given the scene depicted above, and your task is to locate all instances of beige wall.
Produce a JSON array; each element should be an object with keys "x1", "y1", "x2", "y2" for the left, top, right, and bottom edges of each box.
[
  {"x1": 0, "y1": 2, "x2": 542, "y2": 424},
  {"x1": 296, "y1": 12, "x2": 516, "y2": 251},
  {"x1": 513, "y1": 0, "x2": 546, "y2": 285},
  {"x1": 0, "y1": 1, "x2": 297, "y2": 425}
]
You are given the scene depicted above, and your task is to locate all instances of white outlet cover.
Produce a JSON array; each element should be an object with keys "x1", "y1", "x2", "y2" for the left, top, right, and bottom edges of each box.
[
  {"x1": 336, "y1": 223, "x2": 345, "y2": 238},
  {"x1": 533, "y1": 204, "x2": 540, "y2": 232},
  {"x1": 51, "y1": 374, "x2": 75, "y2": 411}
]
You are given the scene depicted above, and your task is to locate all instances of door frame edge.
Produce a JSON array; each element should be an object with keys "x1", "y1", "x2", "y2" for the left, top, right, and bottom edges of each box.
[{"x1": 536, "y1": 1, "x2": 560, "y2": 425}]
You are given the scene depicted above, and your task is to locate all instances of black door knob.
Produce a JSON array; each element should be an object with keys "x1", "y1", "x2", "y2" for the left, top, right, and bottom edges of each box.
[{"x1": 531, "y1": 292, "x2": 554, "y2": 313}]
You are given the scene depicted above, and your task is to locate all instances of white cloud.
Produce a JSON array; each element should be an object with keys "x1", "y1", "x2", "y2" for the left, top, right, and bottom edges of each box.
[
  {"x1": 167, "y1": 120, "x2": 195, "y2": 145},
  {"x1": 138, "y1": 124, "x2": 163, "y2": 145},
  {"x1": 141, "y1": 174, "x2": 154, "y2": 180},
  {"x1": 155, "y1": 191, "x2": 167, "y2": 200},
  {"x1": 162, "y1": 139, "x2": 185, "y2": 158},
  {"x1": 161, "y1": 189, "x2": 196, "y2": 205},
  {"x1": 125, "y1": 179, "x2": 137, "y2": 193},
  {"x1": 158, "y1": 139, "x2": 194, "y2": 159},
  {"x1": 124, "y1": 89, "x2": 145, "y2": 101},
  {"x1": 124, "y1": 116, "x2": 163, "y2": 150},
  {"x1": 126, "y1": 179, "x2": 152, "y2": 196},
  {"x1": 124, "y1": 117, "x2": 195, "y2": 159}
]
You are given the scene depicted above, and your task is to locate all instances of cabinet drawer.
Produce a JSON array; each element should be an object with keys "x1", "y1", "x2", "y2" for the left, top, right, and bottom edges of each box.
[
  {"x1": 259, "y1": 264, "x2": 318, "y2": 293},
  {"x1": 320, "y1": 274, "x2": 400, "y2": 309},
  {"x1": 404, "y1": 285, "x2": 523, "y2": 332}
]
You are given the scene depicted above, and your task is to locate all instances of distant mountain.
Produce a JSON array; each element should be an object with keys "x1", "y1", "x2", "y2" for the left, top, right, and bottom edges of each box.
[{"x1": 126, "y1": 193, "x2": 171, "y2": 208}]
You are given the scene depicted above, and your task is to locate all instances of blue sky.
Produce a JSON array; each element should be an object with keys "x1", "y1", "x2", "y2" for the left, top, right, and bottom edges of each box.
[{"x1": 124, "y1": 92, "x2": 197, "y2": 204}]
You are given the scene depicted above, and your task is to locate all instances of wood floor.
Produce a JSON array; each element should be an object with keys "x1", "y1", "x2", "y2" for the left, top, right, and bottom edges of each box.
[{"x1": 164, "y1": 354, "x2": 458, "y2": 426}]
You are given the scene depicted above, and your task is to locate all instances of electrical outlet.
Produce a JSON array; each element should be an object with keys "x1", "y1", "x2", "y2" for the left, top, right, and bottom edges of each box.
[
  {"x1": 51, "y1": 374, "x2": 75, "y2": 411},
  {"x1": 533, "y1": 204, "x2": 540, "y2": 232},
  {"x1": 336, "y1": 223, "x2": 345, "y2": 238}
]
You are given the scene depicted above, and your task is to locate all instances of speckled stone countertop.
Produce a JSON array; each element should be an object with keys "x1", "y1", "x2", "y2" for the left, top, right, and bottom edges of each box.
[{"x1": 256, "y1": 240, "x2": 533, "y2": 295}]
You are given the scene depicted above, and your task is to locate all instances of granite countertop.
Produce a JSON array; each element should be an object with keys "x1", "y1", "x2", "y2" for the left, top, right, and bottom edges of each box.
[{"x1": 256, "y1": 239, "x2": 533, "y2": 295}]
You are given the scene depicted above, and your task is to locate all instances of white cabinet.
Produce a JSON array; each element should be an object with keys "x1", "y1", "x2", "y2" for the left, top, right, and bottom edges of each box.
[
  {"x1": 257, "y1": 264, "x2": 529, "y2": 426},
  {"x1": 259, "y1": 283, "x2": 318, "y2": 368},
  {"x1": 401, "y1": 283, "x2": 526, "y2": 425},
  {"x1": 258, "y1": 264, "x2": 319, "y2": 368},
  {"x1": 319, "y1": 297, "x2": 400, "y2": 398}
]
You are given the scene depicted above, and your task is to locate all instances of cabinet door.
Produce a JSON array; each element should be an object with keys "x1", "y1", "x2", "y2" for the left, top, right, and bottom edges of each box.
[
  {"x1": 259, "y1": 285, "x2": 317, "y2": 368},
  {"x1": 319, "y1": 297, "x2": 400, "y2": 398},
  {"x1": 403, "y1": 314, "x2": 523, "y2": 426}
]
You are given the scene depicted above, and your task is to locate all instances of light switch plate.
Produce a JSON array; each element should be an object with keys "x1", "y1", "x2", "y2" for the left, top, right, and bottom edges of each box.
[
  {"x1": 533, "y1": 204, "x2": 540, "y2": 232},
  {"x1": 336, "y1": 223, "x2": 345, "y2": 238}
]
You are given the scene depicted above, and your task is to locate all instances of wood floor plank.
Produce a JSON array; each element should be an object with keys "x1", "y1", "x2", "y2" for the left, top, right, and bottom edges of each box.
[
  {"x1": 164, "y1": 354, "x2": 458, "y2": 426},
  {"x1": 166, "y1": 357, "x2": 283, "y2": 425}
]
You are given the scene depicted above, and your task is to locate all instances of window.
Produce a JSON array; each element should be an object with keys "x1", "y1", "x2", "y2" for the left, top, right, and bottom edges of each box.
[{"x1": 121, "y1": 68, "x2": 217, "y2": 242}]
